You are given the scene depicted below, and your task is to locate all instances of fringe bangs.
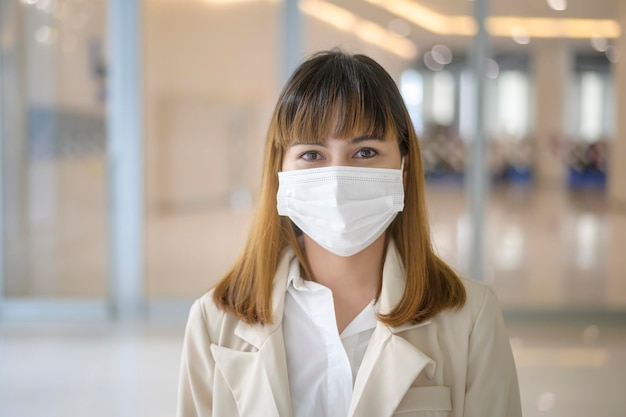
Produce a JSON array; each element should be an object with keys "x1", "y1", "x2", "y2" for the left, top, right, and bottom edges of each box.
[{"x1": 273, "y1": 54, "x2": 396, "y2": 148}]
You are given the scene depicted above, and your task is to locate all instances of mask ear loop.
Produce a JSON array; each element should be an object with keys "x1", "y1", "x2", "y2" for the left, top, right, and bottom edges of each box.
[{"x1": 400, "y1": 156, "x2": 407, "y2": 189}]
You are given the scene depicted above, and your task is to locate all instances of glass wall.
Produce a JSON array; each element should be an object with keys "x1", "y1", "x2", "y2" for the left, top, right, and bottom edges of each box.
[
  {"x1": 143, "y1": 0, "x2": 280, "y2": 298},
  {"x1": 402, "y1": 38, "x2": 624, "y2": 310},
  {"x1": 565, "y1": 55, "x2": 614, "y2": 189},
  {"x1": 1, "y1": 0, "x2": 108, "y2": 300}
]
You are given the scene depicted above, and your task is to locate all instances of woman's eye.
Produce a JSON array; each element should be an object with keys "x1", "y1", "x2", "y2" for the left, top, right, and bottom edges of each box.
[
  {"x1": 355, "y1": 148, "x2": 378, "y2": 159},
  {"x1": 300, "y1": 151, "x2": 322, "y2": 161}
]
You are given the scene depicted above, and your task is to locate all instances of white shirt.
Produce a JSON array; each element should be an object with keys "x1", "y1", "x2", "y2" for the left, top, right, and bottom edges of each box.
[{"x1": 282, "y1": 258, "x2": 377, "y2": 417}]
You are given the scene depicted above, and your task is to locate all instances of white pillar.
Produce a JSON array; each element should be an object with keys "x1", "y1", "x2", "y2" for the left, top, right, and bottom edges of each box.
[
  {"x1": 609, "y1": 4, "x2": 626, "y2": 207},
  {"x1": 0, "y1": 0, "x2": 7, "y2": 304},
  {"x1": 606, "y1": 3, "x2": 626, "y2": 308},
  {"x1": 0, "y1": 1, "x2": 28, "y2": 303},
  {"x1": 466, "y1": 0, "x2": 490, "y2": 281},
  {"x1": 107, "y1": 0, "x2": 144, "y2": 319},
  {"x1": 531, "y1": 39, "x2": 571, "y2": 187},
  {"x1": 282, "y1": 0, "x2": 302, "y2": 83}
]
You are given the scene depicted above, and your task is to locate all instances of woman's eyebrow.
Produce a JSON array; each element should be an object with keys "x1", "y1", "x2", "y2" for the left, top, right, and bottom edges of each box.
[{"x1": 351, "y1": 135, "x2": 384, "y2": 143}]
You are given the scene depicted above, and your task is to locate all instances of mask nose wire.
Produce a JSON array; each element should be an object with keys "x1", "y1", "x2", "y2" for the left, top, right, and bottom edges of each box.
[{"x1": 278, "y1": 157, "x2": 406, "y2": 173}]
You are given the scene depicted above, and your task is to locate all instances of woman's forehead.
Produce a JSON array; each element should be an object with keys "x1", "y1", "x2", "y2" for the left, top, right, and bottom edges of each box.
[{"x1": 280, "y1": 118, "x2": 395, "y2": 146}]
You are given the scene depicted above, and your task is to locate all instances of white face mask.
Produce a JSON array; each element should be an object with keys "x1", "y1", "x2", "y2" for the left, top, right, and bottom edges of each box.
[{"x1": 277, "y1": 164, "x2": 404, "y2": 257}]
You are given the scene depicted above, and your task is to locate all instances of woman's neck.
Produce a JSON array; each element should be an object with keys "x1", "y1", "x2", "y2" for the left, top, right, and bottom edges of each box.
[{"x1": 302, "y1": 234, "x2": 386, "y2": 332}]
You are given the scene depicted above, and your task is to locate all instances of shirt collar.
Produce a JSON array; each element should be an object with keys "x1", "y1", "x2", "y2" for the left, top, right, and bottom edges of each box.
[
  {"x1": 285, "y1": 255, "x2": 378, "y2": 337},
  {"x1": 287, "y1": 256, "x2": 307, "y2": 291},
  {"x1": 341, "y1": 300, "x2": 377, "y2": 338},
  {"x1": 375, "y1": 240, "x2": 406, "y2": 316},
  {"x1": 286, "y1": 258, "x2": 323, "y2": 292}
]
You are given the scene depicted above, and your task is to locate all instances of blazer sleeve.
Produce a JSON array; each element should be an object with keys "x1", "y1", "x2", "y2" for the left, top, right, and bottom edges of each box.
[
  {"x1": 464, "y1": 286, "x2": 522, "y2": 417},
  {"x1": 177, "y1": 299, "x2": 215, "y2": 417}
]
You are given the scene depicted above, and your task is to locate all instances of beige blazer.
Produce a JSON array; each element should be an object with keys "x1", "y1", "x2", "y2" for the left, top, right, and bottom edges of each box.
[{"x1": 177, "y1": 244, "x2": 522, "y2": 417}]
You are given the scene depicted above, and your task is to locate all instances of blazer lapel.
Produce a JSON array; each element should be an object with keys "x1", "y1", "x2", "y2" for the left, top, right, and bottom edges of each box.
[
  {"x1": 211, "y1": 329, "x2": 293, "y2": 417},
  {"x1": 211, "y1": 248, "x2": 296, "y2": 417},
  {"x1": 346, "y1": 241, "x2": 436, "y2": 417},
  {"x1": 347, "y1": 324, "x2": 435, "y2": 417}
]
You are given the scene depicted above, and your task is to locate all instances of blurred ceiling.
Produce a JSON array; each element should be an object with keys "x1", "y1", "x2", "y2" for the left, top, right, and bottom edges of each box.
[
  {"x1": 417, "y1": 0, "x2": 617, "y2": 20},
  {"x1": 317, "y1": 0, "x2": 622, "y2": 57},
  {"x1": 170, "y1": 0, "x2": 623, "y2": 58}
]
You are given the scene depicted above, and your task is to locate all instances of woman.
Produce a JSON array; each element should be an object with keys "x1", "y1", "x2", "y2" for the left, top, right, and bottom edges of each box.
[{"x1": 177, "y1": 50, "x2": 522, "y2": 417}]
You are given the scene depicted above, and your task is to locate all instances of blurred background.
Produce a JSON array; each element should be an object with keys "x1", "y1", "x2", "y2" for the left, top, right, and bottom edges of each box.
[{"x1": 1, "y1": 0, "x2": 625, "y2": 416}]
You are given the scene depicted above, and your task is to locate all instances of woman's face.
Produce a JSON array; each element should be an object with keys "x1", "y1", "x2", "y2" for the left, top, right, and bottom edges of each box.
[{"x1": 281, "y1": 134, "x2": 403, "y2": 172}]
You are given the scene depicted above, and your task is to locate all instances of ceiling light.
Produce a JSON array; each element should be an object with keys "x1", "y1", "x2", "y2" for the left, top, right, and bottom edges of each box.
[
  {"x1": 363, "y1": 0, "x2": 476, "y2": 36},
  {"x1": 364, "y1": 0, "x2": 620, "y2": 40},
  {"x1": 431, "y1": 44, "x2": 453, "y2": 65},
  {"x1": 486, "y1": 59, "x2": 499, "y2": 79},
  {"x1": 511, "y1": 26, "x2": 530, "y2": 44},
  {"x1": 606, "y1": 45, "x2": 619, "y2": 63},
  {"x1": 388, "y1": 18, "x2": 411, "y2": 38},
  {"x1": 591, "y1": 35, "x2": 608, "y2": 52},
  {"x1": 423, "y1": 51, "x2": 444, "y2": 71},
  {"x1": 300, "y1": 0, "x2": 356, "y2": 32},
  {"x1": 547, "y1": 0, "x2": 567, "y2": 11},
  {"x1": 487, "y1": 17, "x2": 620, "y2": 39},
  {"x1": 300, "y1": 0, "x2": 418, "y2": 59}
]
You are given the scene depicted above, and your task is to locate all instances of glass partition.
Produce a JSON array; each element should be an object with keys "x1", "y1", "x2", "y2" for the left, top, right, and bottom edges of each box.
[
  {"x1": 1, "y1": 0, "x2": 108, "y2": 300},
  {"x1": 143, "y1": 0, "x2": 279, "y2": 298}
]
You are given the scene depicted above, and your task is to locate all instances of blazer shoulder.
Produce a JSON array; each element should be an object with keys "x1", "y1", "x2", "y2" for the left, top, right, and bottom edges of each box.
[
  {"x1": 457, "y1": 277, "x2": 503, "y2": 323},
  {"x1": 186, "y1": 290, "x2": 235, "y2": 341},
  {"x1": 196, "y1": 289, "x2": 223, "y2": 318},
  {"x1": 188, "y1": 289, "x2": 222, "y2": 322}
]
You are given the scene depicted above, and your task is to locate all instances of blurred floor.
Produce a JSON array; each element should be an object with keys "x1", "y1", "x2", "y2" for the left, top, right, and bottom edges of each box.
[
  {"x1": 0, "y1": 321, "x2": 183, "y2": 417},
  {"x1": 425, "y1": 184, "x2": 626, "y2": 310},
  {"x1": 1, "y1": 319, "x2": 625, "y2": 417},
  {"x1": 508, "y1": 320, "x2": 626, "y2": 417}
]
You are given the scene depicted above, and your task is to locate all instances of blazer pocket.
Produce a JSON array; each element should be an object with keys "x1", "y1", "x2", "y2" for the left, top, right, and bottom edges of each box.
[{"x1": 393, "y1": 386, "x2": 452, "y2": 417}]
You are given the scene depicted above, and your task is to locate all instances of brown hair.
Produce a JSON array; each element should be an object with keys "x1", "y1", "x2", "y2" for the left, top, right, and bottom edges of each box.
[{"x1": 213, "y1": 50, "x2": 465, "y2": 326}]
